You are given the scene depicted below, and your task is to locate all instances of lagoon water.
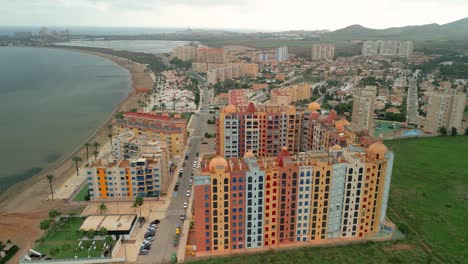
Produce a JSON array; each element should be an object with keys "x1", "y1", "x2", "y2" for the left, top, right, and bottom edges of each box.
[
  {"x1": 0, "y1": 47, "x2": 131, "y2": 192},
  {"x1": 55, "y1": 40, "x2": 188, "y2": 55}
]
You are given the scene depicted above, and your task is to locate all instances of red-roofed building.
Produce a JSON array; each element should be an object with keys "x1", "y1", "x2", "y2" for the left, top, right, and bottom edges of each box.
[{"x1": 228, "y1": 89, "x2": 248, "y2": 106}]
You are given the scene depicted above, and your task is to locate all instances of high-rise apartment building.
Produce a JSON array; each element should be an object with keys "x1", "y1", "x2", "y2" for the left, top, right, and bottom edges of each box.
[
  {"x1": 172, "y1": 44, "x2": 197, "y2": 61},
  {"x1": 397, "y1": 41, "x2": 413, "y2": 58},
  {"x1": 276, "y1": 46, "x2": 289, "y2": 62},
  {"x1": 311, "y1": 44, "x2": 335, "y2": 60},
  {"x1": 112, "y1": 112, "x2": 187, "y2": 156},
  {"x1": 351, "y1": 86, "x2": 377, "y2": 133},
  {"x1": 362, "y1": 41, "x2": 413, "y2": 57},
  {"x1": 216, "y1": 102, "x2": 351, "y2": 158},
  {"x1": 197, "y1": 48, "x2": 226, "y2": 63},
  {"x1": 193, "y1": 142, "x2": 394, "y2": 252},
  {"x1": 423, "y1": 91, "x2": 467, "y2": 134},
  {"x1": 362, "y1": 41, "x2": 379, "y2": 56},
  {"x1": 379, "y1": 41, "x2": 398, "y2": 56},
  {"x1": 86, "y1": 140, "x2": 170, "y2": 200}
]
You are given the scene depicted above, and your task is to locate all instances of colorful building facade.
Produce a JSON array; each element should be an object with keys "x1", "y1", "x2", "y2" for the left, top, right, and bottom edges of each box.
[
  {"x1": 216, "y1": 102, "x2": 349, "y2": 158},
  {"x1": 193, "y1": 142, "x2": 394, "y2": 253}
]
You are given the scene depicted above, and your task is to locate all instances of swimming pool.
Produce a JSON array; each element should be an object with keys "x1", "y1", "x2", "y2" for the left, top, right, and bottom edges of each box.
[{"x1": 402, "y1": 129, "x2": 424, "y2": 137}]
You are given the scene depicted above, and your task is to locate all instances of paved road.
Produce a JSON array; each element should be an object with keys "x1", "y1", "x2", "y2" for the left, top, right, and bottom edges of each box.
[
  {"x1": 138, "y1": 83, "x2": 212, "y2": 263},
  {"x1": 407, "y1": 78, "x2": 419, "y2": 124}
]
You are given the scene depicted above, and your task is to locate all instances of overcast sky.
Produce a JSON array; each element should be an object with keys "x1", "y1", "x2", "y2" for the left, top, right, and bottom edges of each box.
[{"x1": 1, "y1": 0, "x2": 467, "y2": 31}]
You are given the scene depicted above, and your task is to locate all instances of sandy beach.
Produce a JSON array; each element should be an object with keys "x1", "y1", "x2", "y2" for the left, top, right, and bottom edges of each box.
[{"x1": 0, "y1": 48, "x2": 154, "y2": 261}]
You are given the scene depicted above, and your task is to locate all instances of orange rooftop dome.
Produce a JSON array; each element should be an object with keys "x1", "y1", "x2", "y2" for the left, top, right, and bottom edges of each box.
[
  {"x1": 331, "y1": 144, "x2": 342, "y2": 150},
  {"x1": 209, "y1": 156, "x2": 228, "y2": 172},
  {"x1": 367, "y1": 142, "x2": 388, "y2": 160},
  {"x1": 244, "y1": 151, "x2": 254, "y2": 158},
  {"x1": 308, "y1": 102, "x2": 321, "y2": 111},
  {"x1": 335, "y1": 118, "x2": 350, "y2": 132},
  {"x1": 224, "y1": 104, "x2": 237, "y2": 113}
]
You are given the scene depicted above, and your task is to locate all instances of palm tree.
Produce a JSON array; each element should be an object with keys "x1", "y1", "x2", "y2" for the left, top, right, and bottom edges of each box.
[
  {"x1": 131, "y1": 202, "x2": 138, "y2": 212},
  {"x1": 107, "y1": 124, "x2": 113, "y2": 133},
  {"x1": 93, "y1": 150, "x2": 99, "y2": 161},
  {"x1": 135, "y1": 196, "x2": 144, "y2": 217},
  {"x1": 84, "y1": 143, "x2": 91, "y2": 163},
  {"x1": 97, "y1": 203, "x2": 108, "y2": 214},
  {"x1": 93, "y1": 141, "x2": 100, "y2": 151},
  {"x1": 72, "y1": 156, "x2": 82, "y2": 176},
  {"x1": 107, "y1": 133, "x2": 113, "y2": 147},
  {"x1": 46, "y1": 174, "x2": 54, "y2": 200}
]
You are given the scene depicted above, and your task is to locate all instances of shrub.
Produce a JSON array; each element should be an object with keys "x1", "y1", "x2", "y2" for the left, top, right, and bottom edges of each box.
[{"x1": 0, "y1": 245, "x2": 19, "y2": 264}]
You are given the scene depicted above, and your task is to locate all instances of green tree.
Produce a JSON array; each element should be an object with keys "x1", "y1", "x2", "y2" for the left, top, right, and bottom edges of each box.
[
  {"x1": 93, "y1": 141, "x2": 100, "y2": 151},
  {"x1": 97, "y1": 203, "x2": 108, "y2": 214},
  {"x1": 465, "y1": 128, "x2": 468, "y2": 136},
  {"x1": 84, "y1": 143, "x2": 91, "y2": 163},
  {"x1": 72, "y1": 156, "x2": 82, "y2": 176},
  {"x1": 451, "y1": 127, "x2": 458, "y2": 136},
  {"x1": 46, "y1": 174, "x2": 54, "y2": 200},
  {"x1": 76, "y1": 229, "x2": 85, "y2": 239},
  {"x1": 107, "y1": 124, "x2": 112, "y2": 133},
  {"x1": 93, "y1": 150, "x2": 99, "y2": 161},
  {"x1": 135, "y1": 196, "x2": 144, "y2": 217},
  {"x1": 40, "y1": 219, "x2": 51, "y2": 233},
  {"x1": 48, "y1": 209, "x2": 61, "y2": 222},
  {"x1": 439, "y1": 126, "x2": 448, "y2": 135},
  {"x1": 98, "y1": 228, "x2": 108, "y2": 238}
]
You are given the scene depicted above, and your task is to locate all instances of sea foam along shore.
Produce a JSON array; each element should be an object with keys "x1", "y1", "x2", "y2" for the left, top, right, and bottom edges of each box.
[{"x1": 0, "y1": 47, "x2": 155, "y2": 261}]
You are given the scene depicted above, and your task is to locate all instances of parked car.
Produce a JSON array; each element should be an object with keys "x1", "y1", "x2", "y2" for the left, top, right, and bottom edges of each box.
[
  {"x1": 180, "y1": 214, "x2": 186, "y2": 220},
  {"x1": 151, "y1": 219, "x2": 161, "y2": 225},
  {"x1": 202, "y1": 142, "x2": 208, "y2": 144},
  {"x1": 145, "y1": 232, "x2": 155, "y2": 238},
  {"x1": 142, "y1": 244, "x2": 151, "y2": 250},
  {"x1": 186, "y1": 190, "x2": 191, "y2": 197},
  {"x1": 183, "y1": 202, "x2": 188, "y2": 208},
  {"x1": 139, "y1": 249, "x2": 149, "y2": 255}
]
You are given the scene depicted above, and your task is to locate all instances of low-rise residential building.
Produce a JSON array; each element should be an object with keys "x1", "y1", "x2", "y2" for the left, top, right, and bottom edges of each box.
[
  {"x1": 86, "y1": 140, "x2": 170, "y2": 200},
  {"x1": 113, "y1": 112, "x2": 187, "y2": 156}
]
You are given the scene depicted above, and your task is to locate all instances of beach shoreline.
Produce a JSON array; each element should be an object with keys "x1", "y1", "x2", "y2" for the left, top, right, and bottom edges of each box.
[{"x1": 0, "y1": 47, "x2": 155, "y2": 260}]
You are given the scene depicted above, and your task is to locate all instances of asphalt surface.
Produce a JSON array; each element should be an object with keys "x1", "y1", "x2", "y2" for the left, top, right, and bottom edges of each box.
[{"x1": 138, "y1": 85, "x2": 212, "y2": 263}]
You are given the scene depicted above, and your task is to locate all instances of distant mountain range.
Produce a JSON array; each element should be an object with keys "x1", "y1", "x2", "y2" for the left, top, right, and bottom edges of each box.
[{"x1": 323, "y1": 17, "x2": 468, "y2": 41}]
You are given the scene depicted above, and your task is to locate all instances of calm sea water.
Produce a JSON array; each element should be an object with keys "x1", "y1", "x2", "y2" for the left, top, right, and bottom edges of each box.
[
  {"x1": 55, "y1": 40, "x2": 189, "y2": 54},
  {"x1": 0, "y1": 47, "x2": 131, "y2": 192}
]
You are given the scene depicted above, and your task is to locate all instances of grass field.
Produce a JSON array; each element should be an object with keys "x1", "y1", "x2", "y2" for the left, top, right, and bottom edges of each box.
[
  {"x1": 190, "y1": 136, "x2": 468, "y2": 264},
  {"x1": 35, "y1": 217, "x2": 112, "y2": 259},
  {"x1": 73, "y1": 185, "x2": 89, "y2": 202}
]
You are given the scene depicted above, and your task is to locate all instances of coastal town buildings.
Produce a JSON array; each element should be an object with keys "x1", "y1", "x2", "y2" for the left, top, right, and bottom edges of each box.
[
  {"x1": 206, "y1": 63, "x2": 259, "y2": 84},
  {"x1": 351, "y1": 86, "x2": 377, "y2": 133},
  {"x1": 311, "y1": 44, "x2": 335, "y2": 61},
  {"x1": 172, "y1": 44, "x2": 197, "y2": 61},
  {"x1": 276, "y1": 46, "x2": 289, "y2": 62},
  {"x1": 197, "y1": 47, "x2": 226, "y2": 63},
  {"x1": 423, "y1": 91, "x2": 467, "y2": 134},
  {"x1": 86, "y1": 139, "x2": 170, "y2": 200},
  {"x1": 193, "y1": 142, "x2": 394, "y2": 252},
  {"x1": 362, "y1": 41, "x2": 413, "y2": 58},
  {"x1": 215, "y1": 102, "x2": 353, "y2": 159},
  {"x1": 112, "y1": 112, "x2": 187, "y2": 157},
  {"x1": 270, "y1": 83, "x2": 312, "y2": 106},
  {"x1": 228, "y1": 89, "x2": 249, "y2": 106}
]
